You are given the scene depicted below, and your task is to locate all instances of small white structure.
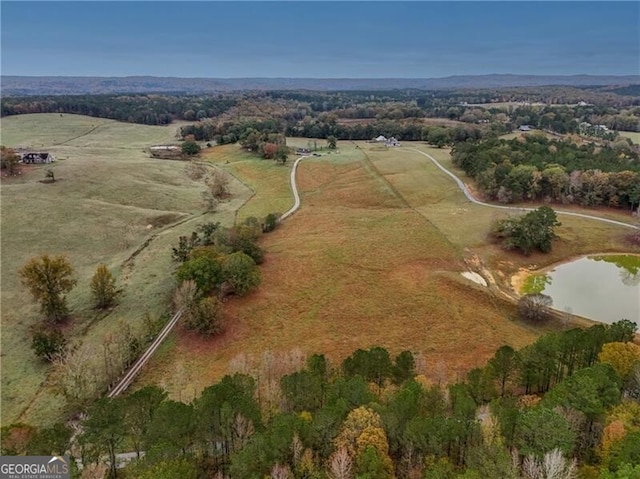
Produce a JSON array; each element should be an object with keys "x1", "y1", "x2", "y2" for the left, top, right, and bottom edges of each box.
[
  {"x1": 385, "y1": 137, "x2": 400, "y2": 147},
  {"x1": 20, "y1": 152, "x2": 55, "y2": 164}
]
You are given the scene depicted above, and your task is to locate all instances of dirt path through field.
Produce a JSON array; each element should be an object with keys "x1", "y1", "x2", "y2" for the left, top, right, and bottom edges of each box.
[{"x1": 404, "y1": 147, "x2": 639, "y2": 230}]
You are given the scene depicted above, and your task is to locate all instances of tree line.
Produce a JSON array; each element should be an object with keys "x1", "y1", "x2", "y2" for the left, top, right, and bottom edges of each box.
[
  {"x1": 2, "y1": 321, "x2": 638, "y2": 479},
  {"x1": 3, "y1": 89, "x2": 638, "y2": 137},
  {"x1": 452, "y1": 135, "x2": 640, "y2": 209},
  {"x1": 1, "y1": 94, "x2": 237, "y2": 125}
]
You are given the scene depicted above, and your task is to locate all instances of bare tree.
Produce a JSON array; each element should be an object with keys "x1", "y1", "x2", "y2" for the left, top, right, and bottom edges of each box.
[
  {"x1": 206, "y1": 169, "x2": 231, "y2": 198},
  {"x1": 270, "y1": 463, "x2": 292, "y2": 479},
  {"x1": 291, "y1": 433, "x2": 304, "y2": 468},
  {"x1": 185, "y1": 161, "x2": 207, "y2": 180},
  {"x1": 233, "y1": 413, "x2": 255, "y2": 451},
  {"x1": 518, "y1": 293, "x2": 553, "y2": 322},
  {"x1": 522, "y1": 449, "x2": 577, "y2": 479},
  {"x1": 54, "y1": 342, "x2": 103, "y2": 407},
  {"x1": 173, "y1": 280, "x2": 199, "y2": 319},
  {"x1": 327, "y1": 447, "x2": 353, "y2": 479}
]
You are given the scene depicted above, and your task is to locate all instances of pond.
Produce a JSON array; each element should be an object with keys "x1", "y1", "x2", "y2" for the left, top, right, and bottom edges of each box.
[{"x1": 520, "y1": 254, "x2": 640, "y2": 324}]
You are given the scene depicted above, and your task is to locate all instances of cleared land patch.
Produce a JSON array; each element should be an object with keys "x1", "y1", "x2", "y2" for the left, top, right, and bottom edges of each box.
[
  {"x1": 619, "y1": 130, "x2": 640, "y2": 144},
  {"x1": 139, "y1": 143, "x2": 540, "y2": 399},
  {"x1": 202, "y1": 144, "x2": 293, "y2": 222},
  {"x1": 0, "y1": 114, "x2": 251, "y2": 425}
]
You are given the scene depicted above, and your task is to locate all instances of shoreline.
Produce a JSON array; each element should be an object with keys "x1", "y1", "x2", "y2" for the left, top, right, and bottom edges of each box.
[{"x1": 509, "y1": 251, "x2": 640, "y2": 295}]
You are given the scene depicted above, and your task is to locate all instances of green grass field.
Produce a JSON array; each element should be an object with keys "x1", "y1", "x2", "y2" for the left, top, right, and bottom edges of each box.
[
  {"x1": 0, "y1": 114, "x2": 252, "y2": 425},
  {"x1": 619, "y1": 131, "x2": 640, "y2": 144}
]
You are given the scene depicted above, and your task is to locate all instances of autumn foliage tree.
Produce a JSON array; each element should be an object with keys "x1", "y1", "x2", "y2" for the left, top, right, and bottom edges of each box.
[
  {"x1": 0, "y1": 146, "x2": 21, "y2": 176},
  {"x1": 90, "y1": 264, "x2": 119, "y2": 309},
  {"x1": 19, "y1": 255, "x2": 77, "y2": 322},
  {"x1": 334, "y1": 407, "x2": 394, "y2": 478},
  {"x1": 598, "y1": 342, "x2": 640, "y2": 381}
]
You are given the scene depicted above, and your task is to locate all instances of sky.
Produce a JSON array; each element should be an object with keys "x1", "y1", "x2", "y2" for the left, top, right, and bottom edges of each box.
[{"x1": 1, "y1": 1, "x2": 639, "y2": 78}]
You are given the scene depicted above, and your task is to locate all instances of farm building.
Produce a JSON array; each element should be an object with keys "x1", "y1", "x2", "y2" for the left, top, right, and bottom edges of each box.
[
  {"x1": 518, "y1": 125, "x2": 533, "y2": 132},
  {"x1": 20, "y1": 152, "x2": 55, "y2": 164},
  {"x1": 295, "y1": 147, "x2": 311, "y2": 155},
  {"x1": 386, "y1": 137, "x2": 400, "y2": 147},
  {"x1": 149, "y1": 145, "x2": 182, "y2": 159}
]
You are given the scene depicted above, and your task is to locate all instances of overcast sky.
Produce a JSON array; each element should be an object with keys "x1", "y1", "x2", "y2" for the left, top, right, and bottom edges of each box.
[{"x1": 1, "y1": 1, "x2": 639, "y2": 78}]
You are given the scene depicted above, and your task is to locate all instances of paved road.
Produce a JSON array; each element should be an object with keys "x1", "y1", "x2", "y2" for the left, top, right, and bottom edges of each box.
[{"x1": 405, "y1": 147, "x2": 639, "y2": 230}]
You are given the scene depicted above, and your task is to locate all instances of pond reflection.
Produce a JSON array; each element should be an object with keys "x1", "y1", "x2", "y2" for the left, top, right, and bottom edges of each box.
[{"x1": 521, "y1": 254, "x2": 640, "y2": 324}]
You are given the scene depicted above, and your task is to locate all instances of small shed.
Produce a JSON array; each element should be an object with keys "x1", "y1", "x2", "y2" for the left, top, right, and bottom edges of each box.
[{"x1": 20, "y1": 152, "x2": 55, "y2": 164}]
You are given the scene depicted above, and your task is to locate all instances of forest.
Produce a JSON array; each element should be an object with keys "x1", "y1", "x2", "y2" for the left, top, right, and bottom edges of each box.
[
  {"x1": 451, "y1": 135, "x2": 640, "y2": 209},
  {"x1": 2, "y1": 87, "x2": 639, "y2": 136},
  {"x1": 1, "y1": 321, "x2": 638, "y2": 479}
]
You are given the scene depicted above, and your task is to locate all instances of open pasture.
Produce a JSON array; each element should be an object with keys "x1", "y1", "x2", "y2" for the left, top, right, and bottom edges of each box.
[
  {"x1": 140, "y1": 142, "x2": 543, "y2": 398},
  {"x1": 619, "y1": 130, "x2": 640, "y2": 144},
  {"x1": 0, "y1": 114, "x2": 251, "y2": 425}
]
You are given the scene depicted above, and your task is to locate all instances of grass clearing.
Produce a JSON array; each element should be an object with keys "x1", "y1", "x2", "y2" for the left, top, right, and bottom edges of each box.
[
  {"x1": 0, "y1": 114, "x2": 251, "y2": 426},
  {"x1": 202, "y1": 145, "x2": 293, "y2": 222},
  {"x1": 619, "y1": 130, "x2": 640, "y2": 144},
  {"x1": 139, "y1": 142, "x2": 543, "y2": 399}
]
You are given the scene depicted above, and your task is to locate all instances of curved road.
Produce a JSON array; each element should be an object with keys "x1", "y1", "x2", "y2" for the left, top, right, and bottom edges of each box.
[
  {"x1": 279, "y1": 155, "x2": 307, "y2": 221},
  {"x1": 107, "y1": 147, "x2": 637, "y2": 397},
  {"x1": 108, "y1": 156, "x2": 307, "y2": 397},
  {"x1": 405, "y1": 147, "x2": 639, "y2": 230}
]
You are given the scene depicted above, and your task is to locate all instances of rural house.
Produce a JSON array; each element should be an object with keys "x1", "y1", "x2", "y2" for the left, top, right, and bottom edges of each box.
[{"x1": 20, "y1": 152, "x2": 55, "y2": 164}]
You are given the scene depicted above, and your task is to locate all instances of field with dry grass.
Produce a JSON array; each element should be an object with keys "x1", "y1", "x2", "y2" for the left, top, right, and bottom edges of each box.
[
  {"x1": 140, "y1": 140, "x2": 638, "y2": 401},
  {"x1": 0, "y1": 114, "x2": 251, "y2": 425},
  {"x1": 135, "y1": 143, "x2": 534, "y2": 398},
  {"x1": 4, "y1": 116, "x2": 635, "y2": 425}
]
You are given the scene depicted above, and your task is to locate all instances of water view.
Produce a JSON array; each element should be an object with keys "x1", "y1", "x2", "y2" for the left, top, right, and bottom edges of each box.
[{"x1": 522, "y1": 254, "x2": 640, "y2": 324}]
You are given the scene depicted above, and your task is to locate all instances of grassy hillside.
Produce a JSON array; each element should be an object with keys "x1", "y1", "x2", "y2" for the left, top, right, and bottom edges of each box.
[{"x1": 0, "y1": 114, "x2": 252, "y2": 425}]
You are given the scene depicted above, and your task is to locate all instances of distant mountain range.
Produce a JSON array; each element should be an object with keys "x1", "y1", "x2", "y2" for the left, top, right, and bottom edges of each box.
[{"x1": 2, "y1": 74, "x2": 639, "y2": 95}]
